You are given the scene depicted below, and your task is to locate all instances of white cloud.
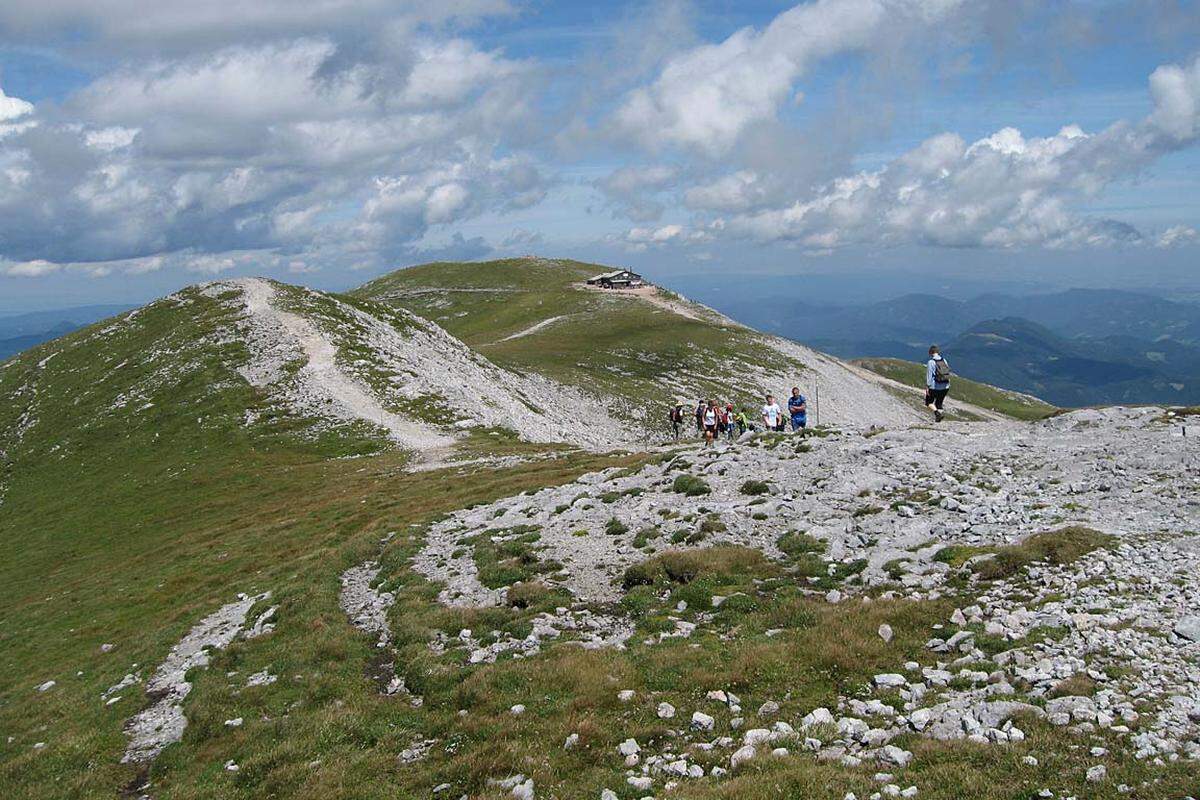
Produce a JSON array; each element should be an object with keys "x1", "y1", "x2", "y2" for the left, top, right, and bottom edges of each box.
[
  {"x1": 84, "y1": 126, "x2": 139, "y2": 151},
  {"x1": 1148, "y1": 57, "x2": 1200, "y2": 142},
  {"x1": 721, "y1": 55, "x2": 1200, "y2": 250},
  {"x1": 0, "y1": 31, "x2": 542, "y2": 273},
  {"x1": 0, "y1": 86, "x2": 35, "y2": 122},
  {"x1": 613, "y1": 0, "x2": 963, "y2": 155},
  {"x1": 684, "y1": 170, "x2": 767, "y2": 212},
  {"x1": 1156, "y1": 225, "x2": 1198, "y2": 248},
  {"x1": 3, "y1": 259, "x2": 60, "y2": 277}
]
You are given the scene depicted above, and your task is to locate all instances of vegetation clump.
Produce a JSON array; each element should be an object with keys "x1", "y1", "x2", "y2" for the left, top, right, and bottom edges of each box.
[
  {"x1": 621, "y1": 546, "x2": 772, "y2": 589},
  {"x1": 740, "y1": 479, "x2": 770, "y2": 496},
  {"x1": 604, "y1": 517, "x2": 629, "y2": 536},
  {"x1": 973, "y1": 526, "x2": 1115, "y2": 580},
  {"x1": 671, "y1": 474, "x2": 711, "y2": 496}
]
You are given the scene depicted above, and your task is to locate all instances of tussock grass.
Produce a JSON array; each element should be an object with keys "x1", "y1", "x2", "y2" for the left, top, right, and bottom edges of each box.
[
  {"x1": 671, "y1": 474, "x2": 711, "y2": 496},
  {"x1": 622, "y1": 546, "x2": 773, "y2": 589},
  {"x1": 973, "y1": 526, "x2": 1115, "y2": 580},
  {"x1": 739, "y1": 479, "x2": 770, "y2": 496}
]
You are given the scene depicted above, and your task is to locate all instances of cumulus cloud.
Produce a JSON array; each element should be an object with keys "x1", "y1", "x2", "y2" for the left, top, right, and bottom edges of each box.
[
  {"x1": 0, "y1": 30, "x2": 542, "y2": 273},
  {"x1": 1156, "y1": 225, "x2": 1198, "y2": 248},
  {"x1": 613, "y1": 0, "x2": 963, "y2": 155},
  {"x1": 3, "y1": 259, "x2": 60, "y2": 277},
  {"x1": 0, "y1": 86, "x2": 34, "y2": 122},
  {"x1": 721, "y1": 54, "x2": 1200, "y2": 250}
]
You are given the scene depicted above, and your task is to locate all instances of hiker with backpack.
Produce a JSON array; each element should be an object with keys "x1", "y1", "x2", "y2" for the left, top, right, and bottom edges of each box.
[
  {"x1": 669, "y1": 402, "x2": 685, "y2": 440},
  {"x1": 724, "y1": 402, "x2": 736, "y2": 441},
  {"x1": 694, "y1": 399, "x2": 706, "y2": 435},
  {"x1": 735, "y1": 408, "x2": 749, "y2": 436},
  {"x1": 925, "y1": 345, "x2": 951, "y2": 422},
  {"x1": 787, "y1": 387, "x2": 807, "y2": 432}
]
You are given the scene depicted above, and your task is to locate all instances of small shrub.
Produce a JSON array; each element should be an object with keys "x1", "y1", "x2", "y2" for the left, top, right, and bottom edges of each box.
[
  {"x1": 605, "y1": 517, "x2": 629, "y2": 536},
  {"x1": 631, "y1": 527, "x2": 657, "y2": 548},
  {"x1": 698, "y1": 514, "x2": 727, "y2": 534},
  {"x1": 621, "y1": 546, "x2": 773, "y2": 590},
  {"x1": 1049, "y1": 673, "x2": 1097, "y2": 698},
  {"x1": 506, "y1": 581, "x2": 550, "y2": 609},
  {"x1": 622, "y1": 561, "x2": 658, "y2": 588},
  {"x1": 740, "y1": 479, "x2": 770, "y2": 496},
  {"x1": 777, "y1": 531, "x2": 825, "y2": 559},
  {"x1": 672, "y1": 474, "x2": 711, "y2": 496}
]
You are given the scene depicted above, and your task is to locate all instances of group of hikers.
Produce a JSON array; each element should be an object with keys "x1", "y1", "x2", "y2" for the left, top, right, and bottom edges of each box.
[
  {"x1": 667, "y1": 345, "x2": 953, "y2": 443},
  {"x1": 669, "y1": 387, "x2": 809, "y2": 446}
]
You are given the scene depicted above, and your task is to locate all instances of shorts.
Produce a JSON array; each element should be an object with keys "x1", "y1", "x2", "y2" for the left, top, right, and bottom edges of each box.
[
  {"x1": 925, "y1": 388, "x2": 949, "y2": 409},
  {"x1": 790, "y1": 416, "x2": 806, "y2": 431},
  {"x1": 704, "y1": 424, "x2": 718, "y2": 436}
]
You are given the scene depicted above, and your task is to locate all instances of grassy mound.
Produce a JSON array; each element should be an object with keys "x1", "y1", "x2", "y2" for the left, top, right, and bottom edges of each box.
[{"x1": 974, "y1": 526, "x2": 1116, "y2": 580}]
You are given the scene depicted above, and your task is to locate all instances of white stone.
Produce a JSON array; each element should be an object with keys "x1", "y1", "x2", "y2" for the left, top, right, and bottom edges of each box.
[
  {"x1": 617, "y1": 738, "x2": 641, "y2": 756},
  {"x1": 731, "y1": 744, "x2": 757, "y2": 769}
]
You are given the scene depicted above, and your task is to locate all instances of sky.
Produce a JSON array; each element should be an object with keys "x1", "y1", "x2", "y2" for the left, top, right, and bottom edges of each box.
[{"x1": 0, "y1": 0, "x2": 1198, "y2": 313}]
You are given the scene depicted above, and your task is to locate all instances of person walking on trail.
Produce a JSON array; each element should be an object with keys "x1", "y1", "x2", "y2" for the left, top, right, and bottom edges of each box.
[
  {"x1": 762, "y1": 394, "x2": 783, "y2": 432},
  {"x1": 694, "y1": 399, "x2": 706, "y2": 435},
  {"x1": 787, "y1": 387, "x2": 807, "y2": 432},
  {"x1": 925, "y1": 345, "x2": 952, "y2": 422},
  {"x1": 702, "y1": 400, "x2": 719, "y2": 447},
  {"x1": 669, "y1": 402, "x2": 685, "y2": 440},
  {"x1": 724, "y1": 402, "x2": 737, "y2": 441},
  {"x1": 735, "y1": 408, "x2": 749, "y2": 436}
]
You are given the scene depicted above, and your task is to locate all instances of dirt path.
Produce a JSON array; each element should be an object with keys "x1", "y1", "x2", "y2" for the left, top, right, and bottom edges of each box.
[
  {"x1": 239, "y1": 279, "x2": 455, "y2": 452},
  {"x1": 497, "y1": 314, "x2": 569, "y2": 342}
]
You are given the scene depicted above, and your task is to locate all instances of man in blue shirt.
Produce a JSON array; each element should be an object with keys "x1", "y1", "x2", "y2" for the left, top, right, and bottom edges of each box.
[
  {"x1": 925, "y1": 345, "x2": 951, "y2": 422},
  {"x1": 787, "y1": 386, "x2": 807, "y2": 432}
]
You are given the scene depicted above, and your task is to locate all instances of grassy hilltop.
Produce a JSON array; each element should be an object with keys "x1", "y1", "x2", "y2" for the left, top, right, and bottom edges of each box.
[{"x1": 354, "y1": 257, "x2": 810, "y2": 419}]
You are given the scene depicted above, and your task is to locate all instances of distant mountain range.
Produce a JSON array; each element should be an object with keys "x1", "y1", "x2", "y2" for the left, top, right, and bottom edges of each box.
[
  {"x1": 0, "y1": 304, "x2": 129, "y2": 361},
  {"x1": 714, "y1": 289, "x2": 1200, "y2": 407}
]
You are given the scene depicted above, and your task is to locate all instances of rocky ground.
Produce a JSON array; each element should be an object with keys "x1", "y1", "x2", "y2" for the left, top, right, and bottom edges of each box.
[{"x1": 405, "y1": 406, "x2": 1199, "y2": 796}]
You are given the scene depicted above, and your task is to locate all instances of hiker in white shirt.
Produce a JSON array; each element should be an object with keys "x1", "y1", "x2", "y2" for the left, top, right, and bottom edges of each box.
[{"x1": 761, "y1": 395, "x2": 783, "y2": 432}]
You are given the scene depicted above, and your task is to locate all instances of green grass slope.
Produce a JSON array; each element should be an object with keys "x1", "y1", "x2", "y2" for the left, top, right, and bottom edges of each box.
[
  {"x1": 0, "y1": 284, "x2": 646, "y2": 797},
  {"x1": 853, "y1": 357, "x2": 1059, "y2": 421}
]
